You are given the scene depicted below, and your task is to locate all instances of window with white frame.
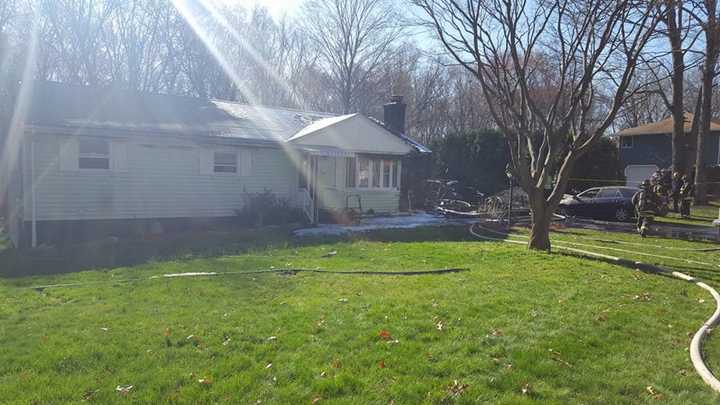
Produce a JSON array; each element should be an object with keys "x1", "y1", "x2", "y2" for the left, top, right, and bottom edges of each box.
[
  {"x1": 371, "y1": 159, "x2": 381, "y2": 187},
  {"x1": 392, "y1": 161, "x2": 399, "y2": 188},
  {"x1": 382, "y1": 160, "x2": 392, "y2": 187},
  {"x1": 347, "y1": 157, "x2": 400, "y2": 189},
  {"x1": 78, "y1": 138, "x2": 110, "y2": 169},
  {"x1": 357, "y1": 157, "x2": 370, "y2": 187},
  {"x1": 345, "y1": 157, "x2": 356, "y2": 188},
  {"x1": 214, "y1": 151, "x2": 237, "y2": 173}
]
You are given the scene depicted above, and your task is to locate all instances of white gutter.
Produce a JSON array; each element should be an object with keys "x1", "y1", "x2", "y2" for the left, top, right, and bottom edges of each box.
[{"x1": 30, "y1": 138, "x2": 37, "y2": 248}]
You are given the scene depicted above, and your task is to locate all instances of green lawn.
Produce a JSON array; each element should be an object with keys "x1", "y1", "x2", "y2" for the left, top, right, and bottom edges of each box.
[
  {"x1": 655, "y1": 201, "x2": 719, "y2": 228},
  {"x1": 1, "y1": 226, "x2": 719, "y2": 403}
]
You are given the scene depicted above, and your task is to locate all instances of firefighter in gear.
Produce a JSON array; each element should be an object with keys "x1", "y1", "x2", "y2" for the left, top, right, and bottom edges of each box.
[
  {"x1": 679, "y1": 175, "x2": 694, "y2": 218},
  {"x1": 671, "y1": 171, "x2": 682, "y2": 213},
  {"x1": 632, "y1": 180, "x2": 657, "y2": 237}
]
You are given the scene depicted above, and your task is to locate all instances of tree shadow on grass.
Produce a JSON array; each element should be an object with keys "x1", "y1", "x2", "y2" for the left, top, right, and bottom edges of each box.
[{"x1": 0, "y1": 224, "x2": 497, "y2": 277}]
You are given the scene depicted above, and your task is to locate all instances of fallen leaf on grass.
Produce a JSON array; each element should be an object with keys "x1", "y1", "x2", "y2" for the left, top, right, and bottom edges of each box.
[
  {"x1": 378, "y1": 329, "x2": 392, "y2": 341},
  {"x1": 265, "y1": 363, "x2": 273, "y2": 369},
  {"x1": 311, "y1": 396, "x2": 322, "y2": 404},
  {"x1": 549, "y1": 349, "x2": 573, "y2": 368},
  {"x1": 82, "y1": 388, "x2": 99, "y2": 401},
  {"x1": 100, "y1": 327, "x2": 109, "y2": 332},
  {"x1": 115, "y1": 385, "x2": 133, "y2": 395},
  {"x1": 267, "y1": 336, "x2": 277, "y2": 341},
  {"x1": 198, "y1": 377, "x2": 212, "y2": 386},
  {"x1": 446, "y1": 380, "x2": 469, "y2": 398},
  {"x1": 521, "y1": 383, "x2": 532, "y2": 395},
  {"x1": 338, "y1": 298, "x2": 348, "y2": 303},
  {"x1": 633, "y1": 292, "x2": 652, "y2": 301},
  {"x1": 646, "y1": 385, "x2": 662, "y2": 399},
  {"x1": 378, "y1": 360, "x2": 385, "y2": 369}
]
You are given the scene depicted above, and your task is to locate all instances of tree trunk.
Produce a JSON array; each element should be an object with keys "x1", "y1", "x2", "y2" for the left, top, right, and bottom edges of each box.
[
  {"x1": 668, "y1": 0, "x2": 686, "y2": 174},
  {"x1": 528, "y1": 189, "x2": 552, "y2": 251},
  {"x1": 695, "y1": 0, "x2": 718, "y2": 205}
]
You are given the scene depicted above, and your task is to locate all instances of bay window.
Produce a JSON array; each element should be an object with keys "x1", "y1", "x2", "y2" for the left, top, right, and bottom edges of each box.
[
  {"x1": 346, "y1": 157, "x2": 400, "y2": 190},
  {"x1": 372, "y1": 160, "x2": 381, "y2": 187},
  {"x1": 358, "y1": 157, "x2": 370, "y2": 187}
]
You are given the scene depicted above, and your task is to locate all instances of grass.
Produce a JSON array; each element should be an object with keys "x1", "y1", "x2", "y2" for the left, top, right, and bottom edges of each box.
[
  {"x1": 1, "y1": 226, "x2": 720, "y2": 403},
  {"x1": 655, "y1": 200, "x2": 719, "y2": 228}
]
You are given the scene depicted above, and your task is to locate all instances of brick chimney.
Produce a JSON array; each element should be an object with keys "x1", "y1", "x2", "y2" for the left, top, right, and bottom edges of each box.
[{"x1": 383, "y1": 95, "x2": 406, "y2": 134}]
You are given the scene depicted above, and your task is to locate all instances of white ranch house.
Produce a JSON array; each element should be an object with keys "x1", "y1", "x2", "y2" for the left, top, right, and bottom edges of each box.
[{"x1": 3, "y1": 82, "x2": 429, "y2": 248}]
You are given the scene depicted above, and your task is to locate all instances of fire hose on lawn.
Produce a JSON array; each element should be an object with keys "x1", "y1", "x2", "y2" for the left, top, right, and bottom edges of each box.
[{"x1": 468, "y1": 222, "x2": 720, "y2": 393}]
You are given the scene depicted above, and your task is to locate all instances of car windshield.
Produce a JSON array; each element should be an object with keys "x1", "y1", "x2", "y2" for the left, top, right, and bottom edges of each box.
[
  {"x1": 578, "y1": 189, "x2": 599, "y2": 199},
  {"x1": 618, "y1": 188, "x2": 639, "y2": 198},
  {"x1": 596, "y1": 188, "x2": 621, "y2": 199}
]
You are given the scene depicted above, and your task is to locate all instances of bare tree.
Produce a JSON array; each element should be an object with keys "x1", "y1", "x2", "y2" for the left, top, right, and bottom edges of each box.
[
  {"x1": 664, "y1": 0, "x2": 691, "y2": 174},
  {"x1": 414, "y1": 0, "x2": 659, "y2": 250},
  {"x1": 690, "y1": 0, "x2": 720, "y2": 204},
  {"x1": 301, "y1": 0, "x2": 404, "y2": 114}
]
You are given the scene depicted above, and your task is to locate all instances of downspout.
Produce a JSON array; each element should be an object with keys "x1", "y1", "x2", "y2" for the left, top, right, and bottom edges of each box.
[{"x1": 30, "y1": 138, "x2": 37, "y2": 248}]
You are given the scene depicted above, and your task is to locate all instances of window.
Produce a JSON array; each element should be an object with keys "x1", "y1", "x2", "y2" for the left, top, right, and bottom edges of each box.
[
  {"x1": 596, "y1": 188, "x2": 621, "y2": 199},
  {"x1": 350, "y1": 157, "x2": 400, "y2": 189},
  {"x1": 382, "y1": 160, "x2": 392, "y2": 188},
  {"x1": 619, "y1": 188, "x2": 638, "y2": 198},
  {"x1": 298, "y1": 157, "x2": 309, "y2": 189},
  {"x1": 621, "y1": 136, "x2": 633, "y2": 148},
  {"x1": 578, "y1": 188, "x2": 599, "y2": 199},
  {"x1": 346, "y1": 157, "x2": 356, "y2": 188},
  {"x1": 372, "y1": 160, "x2": 381, "y2": 187},
  {"x1": 78, "y1": 138, "x2": 110, "y2": 169},
  {"x1": 392, "y1": 161, "x2": 400, "y2": 188},
  {"x1": 358, "y1": 157, "x2": 370, "y2": 187},
  {"x1": 214, "y1": 152, "x2": 237, "y2": 173}
]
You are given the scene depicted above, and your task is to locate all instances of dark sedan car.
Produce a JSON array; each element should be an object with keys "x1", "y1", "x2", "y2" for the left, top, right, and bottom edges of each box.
[{"x1": 557, "y1": 186, "x2": 639, "y2": 222}]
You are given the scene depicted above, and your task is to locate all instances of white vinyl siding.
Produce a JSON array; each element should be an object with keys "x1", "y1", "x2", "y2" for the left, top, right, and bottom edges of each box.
[{"x1": 24, "y1": 135, "x2": 296, "y2": 221}]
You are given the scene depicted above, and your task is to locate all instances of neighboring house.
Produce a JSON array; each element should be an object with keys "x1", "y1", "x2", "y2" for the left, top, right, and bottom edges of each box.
[
  {"x1": 617, "y1": 112, "x2": 720, "y2": 186},
  {"x1": 2, "y1": 81, "x2": 429, "y2": 248}
]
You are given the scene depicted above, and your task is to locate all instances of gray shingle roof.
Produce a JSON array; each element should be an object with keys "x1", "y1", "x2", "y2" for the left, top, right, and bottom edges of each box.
[
  {"x1": 26, "y1": 81, "x2": 334, "y2": 142},
  {"x1": 26, "y1": 81, "x2": 430, "y2": 153}
]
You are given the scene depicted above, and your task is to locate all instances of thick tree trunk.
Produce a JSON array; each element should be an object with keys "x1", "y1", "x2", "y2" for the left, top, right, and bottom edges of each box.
[
  {"x1": 668, "y1": 1, "x2": 686, "y2": 174},
  {"x1": 695, "y1": 0, "x2": 718, "y2": 205},
  {"x1": 528, "y1": 189, "x2": 552, "y2": 251}
]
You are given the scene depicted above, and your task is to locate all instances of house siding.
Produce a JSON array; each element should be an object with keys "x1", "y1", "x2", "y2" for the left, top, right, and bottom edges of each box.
[
  {"x1": 619, "y1": 134, "x2": 673, "y2": 168},
  {"x1": 619, "y1": 132, "x2": 720, "y2": 168},
  {"x1": 23, "y1": 134, "x2": 298, "y2": 222}
]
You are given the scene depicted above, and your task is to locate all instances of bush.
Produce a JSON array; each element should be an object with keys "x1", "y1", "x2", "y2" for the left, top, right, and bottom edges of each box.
[
  {"x1": 430, "y1": 129, "x2": 509, "y2": 195},
  {"x1": 235, "y1": 191, "x2": 305, "y2": 227}
]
